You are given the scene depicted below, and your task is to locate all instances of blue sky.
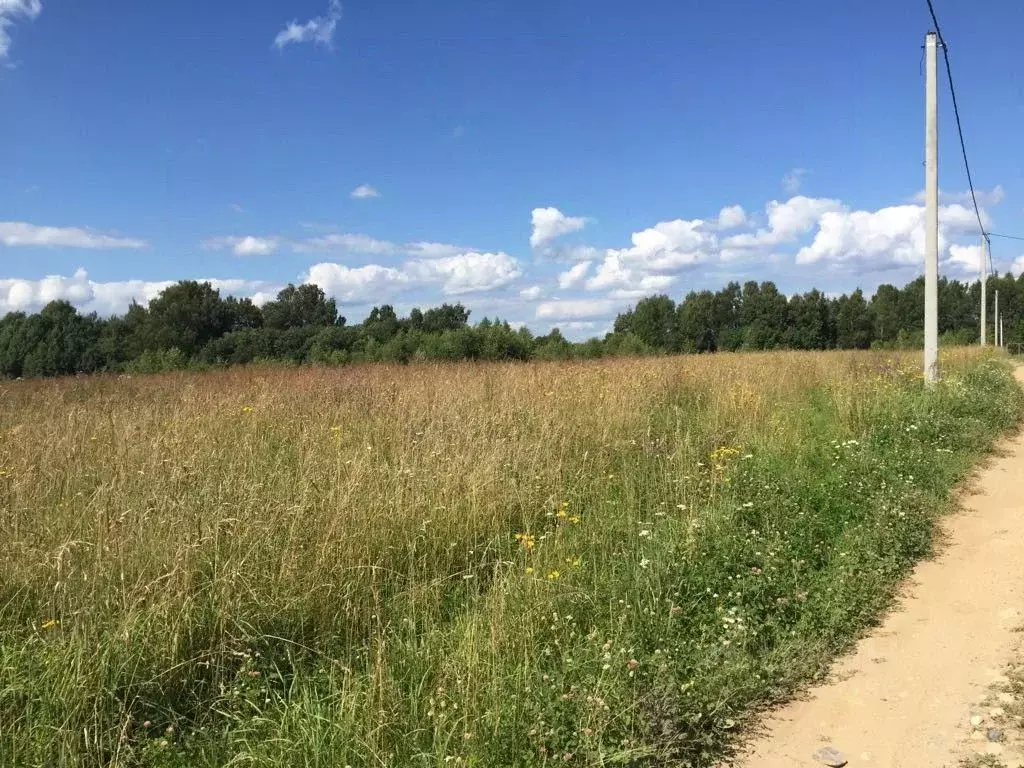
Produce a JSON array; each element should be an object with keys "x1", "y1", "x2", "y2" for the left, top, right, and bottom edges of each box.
[{"x1": 2, "y1": 0, "x2": 1023, "y2": 336}]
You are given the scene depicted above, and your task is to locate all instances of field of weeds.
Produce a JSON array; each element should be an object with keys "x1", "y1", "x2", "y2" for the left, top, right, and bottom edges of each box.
[{"x1": 0, "y1": 349, "x2": 1021, "y2": 767}]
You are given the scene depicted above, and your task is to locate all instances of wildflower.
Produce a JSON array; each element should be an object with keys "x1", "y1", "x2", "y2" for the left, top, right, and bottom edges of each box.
[
  {"x1": 515, "y1": 532, "x2": 537, "y2": 551},
  {"x1": 566, "y1": 556, "x2": 582, "y2": 568},
  {"x1": 242, "y1": 406, "x2": 253, "y2": 413},
  {"x1": 142, "y1": 721, "x2": 151, "y2": 728},
  {"x1": 568, "y1": 515, "x2": 581, "y2": 524},
  {"x1": 670, "y1": 605, "x2": 683, "y2": 617},
  {"x1": 626, "y1": 659, "x2": 639, "y2": 670},
  {"x1": 638, "y1": 529, "x2": 651, "y2": 539},
  {"x1": 555, "y1": 509, "x2": 568, "y2": 520},
  {"x1": 525, "y1": 567, "x2": 534, "y2": 574},
  {"x1": 41, "y1": 619, "x2": 58, "y2": 631},
  {"x1": 546, "y1": 570, "x2": 560, "y2": 581},
  {"x1": 639, "y1": 557, "x2": 651, "y2": 569},
  {"x1": 330, "y1": 425, "x2": 341, "y2": 432}
]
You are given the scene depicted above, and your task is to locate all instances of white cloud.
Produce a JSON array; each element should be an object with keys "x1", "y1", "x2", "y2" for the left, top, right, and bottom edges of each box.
[
  {"x1": 724, "y1": 196, "x2": 844, "y2": 249},
  {"x1": 304, "y1": 263, "x2": 408, "y2": 303},
  {"x1": 274, "y1": 0, "x2": 342, "y2": 49},
  {"x1": 0, "y1": 221, "x2": 146, "y2": 250},
  {"x1": 1012, "y1": 255, "x2": 1024, "y2": 277},
  {"x1": 305, "y1": 251, "x2": 521, "y2": 302},
  {"x1": 350, "y1": 184, "x2": 380, "y2": 200},
  {"x1": 294, "y1": 232, "x2": 397, "y2": 255},
  {"x1": 717, "y1": 205, "x2": 748, "y2": 230},
  {"x1": 0, "y1": 268, "x2": 276, "y2": 316},
  {"x1": 782, "y1": 168, "x2": 808, "y2": 194},
  {"x1": 203, "y1": 235, "x2": 280, "y2": 257},
  {"x1": 912, "y1": 185, "x2": 1006, "y2": 208},
  {"x1": 557, "y1": 261, "x2": 592, "y2": 290},
  {"x1": 206, "y1": 231, "x2": 476, "y2": 260},
  {"x1": 405, "y1": 252, "x2": 522, "y2": 295},
  {"x1": 948, "y1": 243, "x2": 985, "y2": 275},
  {"x1": 585, "y1": 218, "x2": 716, "y2": 293},
  {"x1": 0, "y1": 0, "x2": 40, "y2": 59},
  {"x1": 795, "y1": 202, "x2": 984, "y2": 268},
  {"x1": 530, "y1": 207, "x2": 588, "y2": 248},
  {"x1": 519, "y1": 285, "x2": 543, "y2": 301},
  {"x1": 405, "y1": 241, "x2": 466, "y2": 259},
  {"x1": 535, "y1": 298, "x2": 619, "y2": 321}
]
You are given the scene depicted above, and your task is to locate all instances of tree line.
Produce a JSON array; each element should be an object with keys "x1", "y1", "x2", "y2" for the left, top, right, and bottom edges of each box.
[{"x1": 0, "y1": 273, "x2": 1020, "y2": 378}]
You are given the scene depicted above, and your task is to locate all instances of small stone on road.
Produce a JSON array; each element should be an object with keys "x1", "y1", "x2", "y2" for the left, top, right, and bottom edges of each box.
[{"x1": 812, "y1": 746, "x2": 848, "y2": 767}]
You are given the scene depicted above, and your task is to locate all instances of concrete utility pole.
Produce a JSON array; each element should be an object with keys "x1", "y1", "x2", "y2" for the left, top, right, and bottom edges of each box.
[
  {"x1": 995, "y1": 290, "x2": 1000, "y2": 347},
  {"x1": 924, "y1": 31, "x2": 940, "y2": 383},
  {"x1": 980, "y1": 238, "x2": 988, "y2": 346},
  {"x1": 1001, "y1": 316, "x2": 1005, "y2": 348}
]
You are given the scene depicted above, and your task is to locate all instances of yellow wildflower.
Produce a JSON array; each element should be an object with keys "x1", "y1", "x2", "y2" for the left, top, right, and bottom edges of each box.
[
  {"x1": 41, "y1": 619, "x2": 58, "y2": 631},
  {"x1": 568, "y1": 515, "x2": 581, "y2": 524},
  {"x1": 242, "y1": 406, "x2": 253, "y2": 413},
  {"x1": 525, "y1": 567, "x2": 534, "y2": 574},
  {"x1": 546, "y1": 570, "x2": 560, "y2": 581},
  {"x1": 515, "y1": 532, "x2": 537, "y2": 551}
]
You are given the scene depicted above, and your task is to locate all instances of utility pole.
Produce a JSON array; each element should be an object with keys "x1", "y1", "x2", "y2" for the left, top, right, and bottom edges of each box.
[
  {"x1": 980, "y1": 237, "x2": 987, "y2": 346},
  {"x1": 995, "y1": 289, "x2": 1000, "y2": 347},
  {"x1": 1001, "y1": 316, "x2": 1005, "y2": 348},
  {"x1": 924, "y1": 31, "x2": 940, "y2": 383}
]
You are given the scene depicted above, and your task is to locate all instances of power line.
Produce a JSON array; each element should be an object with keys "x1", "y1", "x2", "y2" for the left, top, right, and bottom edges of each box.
[
  {"x1": 925, "y1": 0, "x2": 987, "y2": 238},
  {"x1": 989, "y1": 232, "x2": 1024, "y2": 242}
]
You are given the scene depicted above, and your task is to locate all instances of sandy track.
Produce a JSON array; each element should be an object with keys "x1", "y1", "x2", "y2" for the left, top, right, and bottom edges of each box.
[{"x1": 737, "y1": 366, "x2": 1024, "y2": 768}]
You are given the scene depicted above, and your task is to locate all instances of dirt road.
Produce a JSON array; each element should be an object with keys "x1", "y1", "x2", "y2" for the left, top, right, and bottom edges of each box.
[{"x1": 738, "y1": 367, "x2": 1024, "y2": 768}]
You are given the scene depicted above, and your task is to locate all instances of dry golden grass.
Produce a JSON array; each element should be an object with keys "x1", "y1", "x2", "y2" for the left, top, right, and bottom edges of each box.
[{"x1": 0, "y1": 347, "x2": 1012, "y2": 767}]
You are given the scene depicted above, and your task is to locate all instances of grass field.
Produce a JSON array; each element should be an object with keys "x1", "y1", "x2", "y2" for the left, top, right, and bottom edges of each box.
[{"x1": 0, "y1": 350, "x2": 1021, "y2": 767}]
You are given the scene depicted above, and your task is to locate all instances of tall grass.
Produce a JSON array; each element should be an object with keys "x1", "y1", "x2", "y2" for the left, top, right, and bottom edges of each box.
[{"x1": 0, "y1": 349, "x2": 1020, "y2": 767}]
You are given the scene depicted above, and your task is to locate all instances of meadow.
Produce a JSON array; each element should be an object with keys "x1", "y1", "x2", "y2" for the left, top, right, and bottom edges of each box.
[{"x1": 0, "y1": 349, "x2": 1021, "y2": 767}]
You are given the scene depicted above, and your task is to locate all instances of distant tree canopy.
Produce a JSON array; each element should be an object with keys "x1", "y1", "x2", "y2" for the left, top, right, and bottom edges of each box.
[{"x1": 0, "y1": 273, "x2": 1020, "y2": 378}]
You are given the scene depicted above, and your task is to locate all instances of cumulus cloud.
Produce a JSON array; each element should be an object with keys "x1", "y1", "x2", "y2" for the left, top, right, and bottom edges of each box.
[
  {"x1": 948, "y1": 243, "x2": 985, "y2": 275},
  {"x1": 717, "y1": 205, "x2": 748, "y2": 231},
  {"x1": 304, "y1": 263, "x2": 407, "y2": 303},
  {"x1": 274, "y1": 0, "x2": 342, "y2": 49},
  {"x1": 203, "y1": 235, "x2": 281, "y2": 257},
  {"x1": 1013, "y1": 255, "x2": 1024, "y2": 277},
  {"x1": 0, "y1": 268, "x2": 276, "y2": 316},
  {"x1": 724, "y1": 197, "x2": 844, "y2": 249},
  {"x1": 535, "y1": 298, "x2": 620, "y2": 321},
  {"x1": 304, "y1": 251, "x2": 522, "y2": 303},
  {"x1": 0, "y1": 221, "x2": 146, "y2": 249},
  {"x1": 530, "y1": 207, "x2": 588, "y2": 248},
  {"x1": 519, "y1": 285, "x2": 543, "y2": 301},
  {"x1": 795, "y1": 202, "x2": 984, "y2": 268},
  {"x1": 584, "y1": 218, "x2": 717, "y2": 293},
  {"x1": 557, "y1": 261, "x2": 592, "y2": 290},
  {"x1": 0, "y1": 0, "x2": 40, "y2": 59},
  {"x1": 406, "y1": 252, "x2": 522, "y2": 295},
  {"x1": 350, "y1": 184, "x2": 380, "y2": 200}
]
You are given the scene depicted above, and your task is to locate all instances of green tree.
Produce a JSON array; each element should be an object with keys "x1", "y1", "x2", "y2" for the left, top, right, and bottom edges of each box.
[
  {"x1": 262, "y1": 284, "x2": 337, "y2": 330},
  {"x1": 144, "y1": 281, "x2": 233, "y2": 357},
  {"x1": 835, "y1": 289, "x2": 874, "y2": 349}
]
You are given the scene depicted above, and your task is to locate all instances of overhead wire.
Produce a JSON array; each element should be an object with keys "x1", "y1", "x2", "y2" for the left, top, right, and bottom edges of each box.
[{"x1": 924, "y1": 0, "x2": 988, "y2": 241}]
